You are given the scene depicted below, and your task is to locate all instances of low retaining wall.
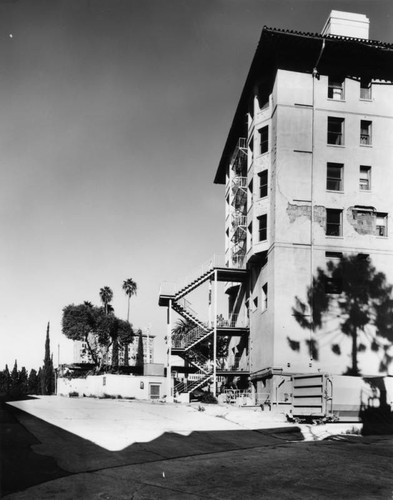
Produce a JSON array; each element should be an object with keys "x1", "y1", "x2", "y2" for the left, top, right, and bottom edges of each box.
[{"x1": 58, "y1": 374, "x2": 166, "y2": 399}]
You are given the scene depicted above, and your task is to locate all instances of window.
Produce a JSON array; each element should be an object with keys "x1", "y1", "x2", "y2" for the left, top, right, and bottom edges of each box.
[
  {"x1": 360, "y1": 120, "x2": 372, "y2": 145},
  {"x1": 326, "y1": 163, "x2": 343, "y2": 191},
  {"x1": 259, "y1": 126, "x2": 269, "y2": 154},
  {"x1": 360, "y1": 79, "x2": 372, "y2": 100},
  {"x1": 262, "y1": 283, "x2": 268, "y2": 311},
  {"x1": 328, "y1": 76, "x2": 345, "y2": 100},
  {"x1": 259, "y1": 170, "x2": 268, "y2": 198},
  {"x1": 327, "y1": 117, "x2": 344, "y2": 145},
  {"x1": 359, "y1": 166, "x2": 371, "y2": 191},
  {"x1": 376, "y1": 213, "x2": 388, "y2": 237},
  {"x1": 326, "y1": 209, "x2": 342, "y2": 236},
  {"x1": 258, "y1": 214, "x2": 267, "y2": 241}
]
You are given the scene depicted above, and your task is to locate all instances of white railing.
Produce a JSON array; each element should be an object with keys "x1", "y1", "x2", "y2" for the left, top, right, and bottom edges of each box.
[
  {"x1": 172, "y1": 324, "x2": 212, "y2": 349},
  {"x1": 231, "y1": 176, "x2": 247, "y2": 189},
  {"x1": 159, "y1": 254, "x2": 226, "y2": 298},
  {"x1": 216, "y1": 313, "x2": 249, "y2": 328}
]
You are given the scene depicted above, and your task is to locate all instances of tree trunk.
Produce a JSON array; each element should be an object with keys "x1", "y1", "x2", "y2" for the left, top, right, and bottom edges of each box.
[
  {"x1": 351, "y1": 328, "x2": 359, "y2": 376},
  {"x1": 124, "y1": 343, "x2": 129, "y2": 366},
  {"x1": 112, "y1": 339, "x2": 119, "y2": 369}
]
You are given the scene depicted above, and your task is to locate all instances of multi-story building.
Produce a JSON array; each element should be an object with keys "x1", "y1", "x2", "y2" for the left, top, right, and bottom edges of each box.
[{"x1": 160, "y1": 11, "x2": 393, "y2": 405}]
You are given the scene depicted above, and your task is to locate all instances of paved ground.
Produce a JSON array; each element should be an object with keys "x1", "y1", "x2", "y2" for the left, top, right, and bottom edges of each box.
[{"x1": 1, "y1": 396, "x2": 393, "y2": 499}]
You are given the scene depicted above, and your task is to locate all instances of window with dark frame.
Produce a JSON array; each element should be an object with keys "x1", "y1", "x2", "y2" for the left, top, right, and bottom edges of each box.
[
  {"x1": 326, "y1": 163, "x2": 343, "y2": 191},
  {"x1": 327, "y1": 117, "x2": 344, "y2": 145},
  {"x1": 259, "y1": 170, "x2": 268, "y2": 198},
  {"x1": 360, "y1": 120, "x2": 372, "y2": 145},
  {"x1": 328, "y1": 76, "x2": 345, "y2": 100},
  {"x1": 258, "y1": 214, "x2": 267, "y2": 241},
  {"x1": 259, "y1": 126, "x2": 269, "y2": 154},
  {"x1": 326, "y1": 209, "x2": 342, "y2": 236},
  {"x1": 359, "y1": 166, "x2": 371, "y2": 191}
]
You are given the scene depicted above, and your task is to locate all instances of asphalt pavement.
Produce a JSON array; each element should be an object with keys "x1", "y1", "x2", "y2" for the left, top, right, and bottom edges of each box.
[{"x1": 1, "y1": 396, "x2": 393, "y2": 499}]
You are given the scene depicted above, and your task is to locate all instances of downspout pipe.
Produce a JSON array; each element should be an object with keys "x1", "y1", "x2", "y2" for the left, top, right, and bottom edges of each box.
[{"x1": 309, "y1": 39, "x2": 325, "y2": 366}]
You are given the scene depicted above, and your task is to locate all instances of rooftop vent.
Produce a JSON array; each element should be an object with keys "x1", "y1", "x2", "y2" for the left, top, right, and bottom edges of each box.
[{"x1": 321, "y1": 10, "x2": 369, "y2": 40}]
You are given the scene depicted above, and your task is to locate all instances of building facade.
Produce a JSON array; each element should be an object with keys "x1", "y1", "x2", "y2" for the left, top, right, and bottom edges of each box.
[
  {"x1": 215, "y1": 11, "x2": 393, "y2": 399},
  {"x1": 160, "y1": 11, "x2": 393, "y2": 403}
]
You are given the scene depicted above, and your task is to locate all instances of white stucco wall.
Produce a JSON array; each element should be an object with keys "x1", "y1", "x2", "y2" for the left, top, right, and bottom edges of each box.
[{"x1": 57, "y1": 374, "x2": 166, "y2": 399}]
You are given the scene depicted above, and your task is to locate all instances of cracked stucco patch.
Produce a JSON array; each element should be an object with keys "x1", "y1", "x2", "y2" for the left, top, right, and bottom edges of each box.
[
  {"x1": 287, "y1": 203, "x2": 326, "y2": 228},
  {"x1": 347, "y1": 207, "x2": 375, "y2": 235}
]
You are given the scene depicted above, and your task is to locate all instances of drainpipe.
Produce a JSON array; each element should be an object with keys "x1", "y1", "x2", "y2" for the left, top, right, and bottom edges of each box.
[
  {"x1": 213, "y1": 269, "x2": 218, "y2": 397},
  {"x1": 167, "y1": 301, "x2": 173, "y2": 401},
  {"x1": 309, "y1": 39, "x2": 325, "y2": 370}
]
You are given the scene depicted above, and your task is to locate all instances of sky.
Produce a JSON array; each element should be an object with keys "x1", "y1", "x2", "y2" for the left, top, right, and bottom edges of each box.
[{"x1": 1, "y1": 0, "x2": 392, "y2": 371}]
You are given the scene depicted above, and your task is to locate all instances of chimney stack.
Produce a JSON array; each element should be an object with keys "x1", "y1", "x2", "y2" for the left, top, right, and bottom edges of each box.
[{"x1": 321, "y1": 10, "x2": 370, "y2": 39}]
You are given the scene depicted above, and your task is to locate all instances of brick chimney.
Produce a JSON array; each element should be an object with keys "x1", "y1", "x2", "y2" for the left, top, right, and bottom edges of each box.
[{"x1": 321, "y1": 10, "x2": 369, "y2": 39}]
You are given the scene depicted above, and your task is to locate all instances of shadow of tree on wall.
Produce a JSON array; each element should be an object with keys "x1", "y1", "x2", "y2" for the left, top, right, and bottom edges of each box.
[{"x1": 290, "y1": 255, "x2": 393, "y2": 375}]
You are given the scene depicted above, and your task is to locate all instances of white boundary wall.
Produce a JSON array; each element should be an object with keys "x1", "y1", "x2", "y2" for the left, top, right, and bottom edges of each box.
[{"x1": 58, "y1": 374, "x2": 166, "y2": 399}]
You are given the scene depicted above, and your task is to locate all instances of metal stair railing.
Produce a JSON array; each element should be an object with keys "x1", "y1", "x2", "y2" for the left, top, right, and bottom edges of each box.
[
  {"x1": 172, "y1": 322, "x2": 213, "y2": 351},
  {"x1": 174, "y1": 372, "x2": 213, "y2": 395}
]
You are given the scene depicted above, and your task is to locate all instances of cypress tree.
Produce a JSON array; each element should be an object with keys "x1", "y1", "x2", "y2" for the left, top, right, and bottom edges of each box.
[{"x1": 42, "y1": 322, "x2": 55, "y2": 395}]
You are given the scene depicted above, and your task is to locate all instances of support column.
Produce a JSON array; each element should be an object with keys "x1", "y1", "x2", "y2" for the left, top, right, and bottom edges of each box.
[
  {"x1": 213, "y1": 270, "x2": 218, "y2": 397},
  {"x1": 166, "y1": 301, "x2": 173, "y2": 402}
]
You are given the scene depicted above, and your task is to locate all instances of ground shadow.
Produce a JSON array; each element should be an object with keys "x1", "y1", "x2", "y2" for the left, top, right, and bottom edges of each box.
[{"x1": 1, "y1": 402, "x2": 302, "y2": 496}]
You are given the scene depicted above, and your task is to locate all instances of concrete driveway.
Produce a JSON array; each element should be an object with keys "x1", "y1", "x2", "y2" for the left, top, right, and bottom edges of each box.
[{"x1": 2, "y1": 396, "x2": 393, "y2": 499}]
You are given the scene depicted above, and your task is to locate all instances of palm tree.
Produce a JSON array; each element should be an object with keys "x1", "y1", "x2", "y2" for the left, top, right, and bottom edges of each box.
[
  {"x1": 99, "y1": 286, "x2": 113, "y2": 315},
  {"x1": 172, "y1": 318, "x2": 194, "y2": 340},
  {"x1": 122, "y1": 278, "x2": 137, "y2": 323}
]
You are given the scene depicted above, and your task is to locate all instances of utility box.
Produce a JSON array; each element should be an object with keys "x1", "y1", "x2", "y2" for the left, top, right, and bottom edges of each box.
[
  {"x1": 292, "y1": 373, "x2": 332, "y2": 419},
  {"x1": 291, "y1": 373, "x2": 393, "y2": 422}
]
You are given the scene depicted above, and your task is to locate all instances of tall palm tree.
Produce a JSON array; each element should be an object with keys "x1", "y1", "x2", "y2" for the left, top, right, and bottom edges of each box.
[
  {"x1": 122, "y1": 278, "x2": 137, "y2": 323},
  {"x1": 99, "y1": 286, "x2": 113, "y2": 315}
]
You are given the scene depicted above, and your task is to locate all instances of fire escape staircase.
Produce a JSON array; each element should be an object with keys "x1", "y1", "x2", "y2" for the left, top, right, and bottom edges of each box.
[{"x1": 159, "y1": 255, "x2": 249, "y2": 395}]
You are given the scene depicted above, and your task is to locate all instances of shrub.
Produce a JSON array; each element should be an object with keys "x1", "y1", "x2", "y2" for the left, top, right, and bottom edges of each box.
[
  {"x1": 200, "y1": 392, "x2": 218, "y2": 404},
  {"x1": 69, "y1": 391, "x2": 79, "y2": 398}
]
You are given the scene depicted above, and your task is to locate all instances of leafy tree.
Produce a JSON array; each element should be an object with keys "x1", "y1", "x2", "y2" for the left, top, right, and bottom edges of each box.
[
  {"x1": 42, "y1": 323, "x2": 55, "y2": 395},
  {"x1": 62, "y1": 303, "x2": 99, "y2": 365},
  {"x1": 19, "y1": 367, "x2": 29, "y2": 395},
  {"x1": 99, "y1": 286, "x2": 113, "y2": 316},
  {"x1": 62, "y1": 302, "x2": 134, "y2": 369},
  {"x1": 118, "y1": 318, "x2": 135, "y2": 367},
  {"x1": 122, "y1": 278, "x2": 137, "y2": 323},
  {"x1": 37, "y1": 367, "x2": 43, "y2": 394},
  {"x1": 28, "y1": 368, "x2": 40, "y2": 394},
  {"x1": 292, "y1": 255, "x2": 393, "y2": 375},
  {"x1": 0, "y1": 365, "x2": 10, "y2": 395},
  {"x1": 10, "y1": 360, "x2": 19, "y2": 392}
]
